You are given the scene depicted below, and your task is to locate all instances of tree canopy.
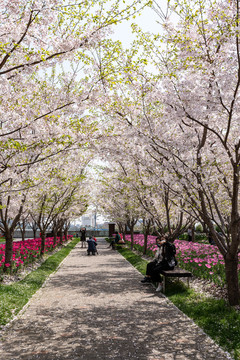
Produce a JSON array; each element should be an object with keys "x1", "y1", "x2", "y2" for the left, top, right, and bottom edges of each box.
[{"x1": 1, "y1": 0, "x2": 240, "y2": 305}]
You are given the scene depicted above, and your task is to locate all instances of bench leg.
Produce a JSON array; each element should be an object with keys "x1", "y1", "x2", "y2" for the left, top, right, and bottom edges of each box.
[{"x1": 162, "y1": 275, "x2": 191, "y2": 292}]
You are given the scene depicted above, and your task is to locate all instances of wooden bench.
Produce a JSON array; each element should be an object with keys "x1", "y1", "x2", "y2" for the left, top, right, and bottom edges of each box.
[
  {"x1": 161, "y1": 268, "x2": 192, "y2": 293},
  {"x1": 109, "y1": 239, "x2": 126, "y2": 250}
]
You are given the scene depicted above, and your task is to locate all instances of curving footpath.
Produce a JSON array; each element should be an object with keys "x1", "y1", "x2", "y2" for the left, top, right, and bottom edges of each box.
[{"x1": 0, "y1": 238, "x2": 233, "y2": 360}]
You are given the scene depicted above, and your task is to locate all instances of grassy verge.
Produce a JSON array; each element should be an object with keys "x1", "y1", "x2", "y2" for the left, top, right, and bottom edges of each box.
[
  {"x1": 0, "y1": 237, "x2": 80, "y2": 329},
  {"x1": 117, "y1": 246, "x2": 240, "y2": 360}
]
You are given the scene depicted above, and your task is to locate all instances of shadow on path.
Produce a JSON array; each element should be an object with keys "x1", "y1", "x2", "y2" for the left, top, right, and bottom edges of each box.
[{"x1": 0, "y1": 238, "x2": 233, "y2": 360}]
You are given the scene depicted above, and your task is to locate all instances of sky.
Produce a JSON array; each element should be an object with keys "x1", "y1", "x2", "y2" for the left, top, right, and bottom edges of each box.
[{"x1": 111, "y1": 2, "x2": 163, "y2": 45}]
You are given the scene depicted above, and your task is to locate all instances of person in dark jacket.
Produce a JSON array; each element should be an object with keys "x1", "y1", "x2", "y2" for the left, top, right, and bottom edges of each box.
[
  {"x1": 87, "y1": 236, "x2": 97, "y2": 255},
  {"x1": 108, "y1": 231, "x2": 121, "y2": 249},
  {"x1": 187, "y1": 227, "x2": 192, "y2": 242},
  {"x1": 141, "y1": 236, "x2": 177, "y2": 292},
  {"x1": 80, "y1": 227, "x2": 87, "y2": 248}
]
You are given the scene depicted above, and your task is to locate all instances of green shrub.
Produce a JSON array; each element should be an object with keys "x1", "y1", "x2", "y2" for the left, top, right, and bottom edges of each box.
[{"x1": 195, "y1": 224, "x2": 203, "y2": 232}]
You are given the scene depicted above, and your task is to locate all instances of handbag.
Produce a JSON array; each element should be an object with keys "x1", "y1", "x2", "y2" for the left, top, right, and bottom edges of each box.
[{"x1": 168, "y1": 257, "x2": 177, "y2": 268}]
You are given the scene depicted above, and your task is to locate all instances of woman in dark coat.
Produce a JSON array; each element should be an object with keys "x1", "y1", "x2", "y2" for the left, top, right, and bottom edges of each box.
[
  {"x1": 141, "y1": 236, "x2": 177, "y2": 292},
  {"x1": 80, "y1": 227, "x2": 86, "y2": 248}
]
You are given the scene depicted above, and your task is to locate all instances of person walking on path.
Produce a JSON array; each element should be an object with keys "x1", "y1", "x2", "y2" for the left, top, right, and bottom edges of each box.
[{"x1": 141, "y1": 235, "x2": 177, "y2": 292}]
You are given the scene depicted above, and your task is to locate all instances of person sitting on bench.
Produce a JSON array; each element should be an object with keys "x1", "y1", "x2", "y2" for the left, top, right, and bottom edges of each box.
[
  {"x1": 141, "y1": 235, "x2": 177, "y2": 292},
  {"x1": 108, "y1": 231, "x2": 121, "y2": 249}
]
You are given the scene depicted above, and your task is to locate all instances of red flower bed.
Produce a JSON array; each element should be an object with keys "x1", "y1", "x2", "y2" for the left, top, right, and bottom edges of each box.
[{"x1": 0, "y1": 235, "x2": 73, "y2": 273}]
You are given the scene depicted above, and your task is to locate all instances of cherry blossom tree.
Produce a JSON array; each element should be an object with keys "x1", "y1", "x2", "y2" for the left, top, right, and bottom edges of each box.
[
  {"x1": 0, "y1": 0, "x2": 152, "y2": 269},
  {"x1": 89, "y1": 40, "x2": 193, "y2": 237},
  {"x1": 0, "y1": 192, "x2": 26, "y2": 271},
  {"x1": 28, "y1": 153, "x2": 90, "y2": 253},
  {"x1": 94, "y1": 159, "x2": 141, "y2": 248},
  {"x1": 0, "y1": 0, "x2": 152, "y2": 198},
  {"x1": 89, "y1": 4, "x2": 240, "y2": 305},
  {"x1": 153, "y1": 0, "x2": 240, "y2": 306},
  {"x1": 118, "y1": 0, "x2": 240, "y2": 305}
]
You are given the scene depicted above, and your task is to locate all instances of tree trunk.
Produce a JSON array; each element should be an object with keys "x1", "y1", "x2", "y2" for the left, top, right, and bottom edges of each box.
[
  {"x1": 127, "y1": 219, "x2": 137, "y2": 251},
  {"x1": 60, "y1": 229, "x2": 64, "y2": 244},
  {"x1": 198, "y1": 186, "x2": 240, "y2": 305},
  {"x1": 143, "y1": 231, "x2": 148, "y2": 255},
  {"x1": 53, "y1": 229, "x2": 58, "y2": 245},
  {"x1": 0, "y1": 195, "x2": 25, "y2": 271},
  {"x1": 119, "y1": 223, "x2": 126, "y2": 241},
  {"x1": 4, "y1": 231, "x2": 13, "y2": 273},
  {"x1": 20, "y1": 220, "x2": 26, "y2": 242},
  {"x1": 191, "y1": 224, "x2": 195, "y2": 242},
  {"x1": 225, "y1": 253, "x2": 240, "y2": 306},
  {"x1": 63, "y1": 220, "x2": 70, "y2": 242},
  {"x1": 129, "y1": 225, "x2": 134, "y2": 251},
  {"x1": 142, "y1": 219, "x2": 151, "y2": 255},
  {"x1": 30, "y1": 220, "x2": 38, "y2": 239},
  {"x1": 40, "y1": 231, "x2": 46, "y2": 255},
  {"x1": 64, "y1": 228, "x2": 68, "y2": 241},
  {"x1": 52, "y1": 219, "x2": 60, "y2": 245}
]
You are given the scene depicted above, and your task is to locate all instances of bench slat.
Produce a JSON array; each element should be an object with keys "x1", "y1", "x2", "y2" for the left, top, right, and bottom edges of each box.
[{"x1": 161, "y1": 268, "x2": 192, "y2": 278}]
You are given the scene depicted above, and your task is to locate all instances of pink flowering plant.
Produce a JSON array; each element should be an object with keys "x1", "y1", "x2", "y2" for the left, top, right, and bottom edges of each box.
[
  {"x1": 174, "y1": 240, "x2": 230, "y2": 287},
  {"x1": 0, "y1": 235, "x2": 73, "y2": 274},
  {"x1": 124, "y1": 234, "x2": 240, "y2": 288}
]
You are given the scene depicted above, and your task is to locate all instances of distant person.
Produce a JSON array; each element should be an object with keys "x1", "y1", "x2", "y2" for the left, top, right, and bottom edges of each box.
[
  {"x1": 118, "y1": 233, "x2": 125, "y2": 244},
  {"x1": 187, "y1": 227, "x2": 192, "y2": 242},
  {"x1": 141, "y1": 236, "x2": 177, "y2": 292},
  {"x1": 87, "y1": 236, "x2": 97, "y2": 255},
  {"x1": 93, "y1": 237, "x2": 98, "y2": 254},
  {"x1": 114, "y1": 231, "x2": 121, "y2": 244},
  {"x1": 108, "y1": 231, "x2": 121, "y2": 249},
  {"x1": 80, "y1": 227, "x2": 87, "y2": 248}
]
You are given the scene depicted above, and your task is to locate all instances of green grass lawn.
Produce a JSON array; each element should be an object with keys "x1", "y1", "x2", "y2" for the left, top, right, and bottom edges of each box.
[
  {"x1": 117, "y1": 246, "x2": 240, "y2": 360},
  {"x1": 0, "y1": 237, "x2": 80, "y2": 328}
]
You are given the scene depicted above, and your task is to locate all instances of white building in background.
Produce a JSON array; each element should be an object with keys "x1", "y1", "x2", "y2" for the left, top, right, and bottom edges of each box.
[
  {"x1": 81, "y1": 215, "x2": 92, "y2": 227},
  {"x1": 81, "y1": 212, "x2": 97, "y2": 228}
]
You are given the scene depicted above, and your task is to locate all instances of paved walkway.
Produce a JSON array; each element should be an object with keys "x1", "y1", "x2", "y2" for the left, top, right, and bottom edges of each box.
[{"x1": 0, "y1": 238, "x2": 233, "y2": 360}]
